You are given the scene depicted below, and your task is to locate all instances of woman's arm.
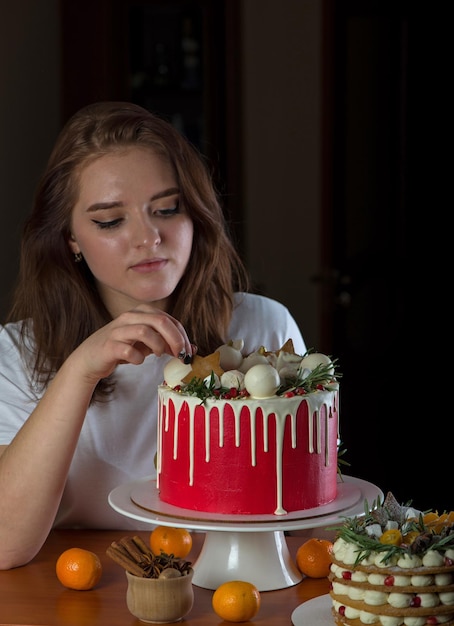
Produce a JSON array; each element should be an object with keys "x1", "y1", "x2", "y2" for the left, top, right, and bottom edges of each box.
[{"x1": 0, "y1": 306, "x2": 192, "y2": 569}]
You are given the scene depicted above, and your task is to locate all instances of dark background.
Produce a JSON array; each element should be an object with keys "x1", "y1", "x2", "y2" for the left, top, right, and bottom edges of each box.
[
  {"x1": 1, "y1": 1, "x2": 446, "y2": 514},
  {"x1": 61, "y1": 0, "x2": 444, "y2": 513}
]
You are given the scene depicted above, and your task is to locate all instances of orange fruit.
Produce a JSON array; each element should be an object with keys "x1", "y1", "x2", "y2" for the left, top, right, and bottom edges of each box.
[
  {"x1": 423, "y1": 510, "x2": 454, "y2": 533},
  {"x1": 423, "y1": 512, "x2": 440, "y2": 527},
  {"x1": 436, "y1": 511, "x2": 454, "y2": 529},
  {"x1": 402, "y1": 530, "x2": 419, "y2": 545},
  {"x1": 296, "y1": 537, "x2": 333, "y2": 578},
  {"x1": 380, "y1": 529, "x2": 403, "y2": 546},
  {"x1": 56, "y1": 547, "x2": 102, "y2": 590},
  {"x1": 149, "y1": 525, "x2": 192, "y2": 558},
  {"x1": 212, "y1": 580, "x2": 261, "y2": 622}
]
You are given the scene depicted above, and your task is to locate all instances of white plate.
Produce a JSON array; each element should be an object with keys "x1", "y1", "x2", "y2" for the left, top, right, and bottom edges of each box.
[{"x1": 291, "y1": 594, "x2": 332, "y2": 625}]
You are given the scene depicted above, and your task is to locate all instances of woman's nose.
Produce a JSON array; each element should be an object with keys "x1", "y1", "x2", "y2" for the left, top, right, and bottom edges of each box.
[{"x1": 134, "y1": 218, "x2": 161, "y2": 247}]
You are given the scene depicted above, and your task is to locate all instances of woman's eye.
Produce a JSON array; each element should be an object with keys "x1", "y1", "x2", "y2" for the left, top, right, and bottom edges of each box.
[
  {"x1": 92, "y1": 218, "x2": 122, "y2": 230},
  {"x1": 155, "y1": 201, "x2": 180, "y2": 217},
  {"x1": 157, "y1": 208, "x2": 178, "y2": 216}
]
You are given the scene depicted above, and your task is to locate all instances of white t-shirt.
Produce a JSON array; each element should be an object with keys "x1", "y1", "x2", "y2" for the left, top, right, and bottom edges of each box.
[{"x1": 0, "y1": 292, "x2": 306, "y2": 529}]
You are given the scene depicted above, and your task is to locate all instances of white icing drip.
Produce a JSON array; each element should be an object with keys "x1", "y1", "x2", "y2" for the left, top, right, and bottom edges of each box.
[
  {"x1": 172, "y1": 401, "x2": 180, "y2": 460},
  {"x1": 189, "y1": 404, "x2": 194, "y2": 486},
  {"x1": 263, "y1": 412, "x2": 269, "y2": 452},
  {"x1": 308, "y1": 412, "x2": 314, "y2": 453},
  {"x1": 291, "y1": 414, "x2": 297, "y2": 449},
  {"x1": 205, "y1": 410, "x2": 210, "y2": 462},
  {"x1": 274, "y1": 412, "x2": 287, "y2": 514},
  {"x1": 325, "y1": 410, "x2": 330, "y2": 466},
  {"x1": 156, "y1": 395, "x2": 163, "y2": 485},
  {"x1": 316, "y1": 410, "x2": 321, "y2": 453},
  {"x1": 157, "y1": 387, "x2": 338, "y2": 514},
  {"x1": 218, "y1": 409, "x2": 224, "y2": 447},
  {"x1": 250, "y1": 410, "x2": 257, "y2": 466}
]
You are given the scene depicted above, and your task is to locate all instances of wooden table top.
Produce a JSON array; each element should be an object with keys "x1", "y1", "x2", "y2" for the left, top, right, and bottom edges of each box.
[{"x1": 0, "y1": 529, "x2": 330, "y2": 625}]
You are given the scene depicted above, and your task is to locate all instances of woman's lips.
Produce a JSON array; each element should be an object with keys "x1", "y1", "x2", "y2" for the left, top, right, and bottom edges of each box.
[{"x1": 130, "y1": 258, "x2": 167, "y2": 273}]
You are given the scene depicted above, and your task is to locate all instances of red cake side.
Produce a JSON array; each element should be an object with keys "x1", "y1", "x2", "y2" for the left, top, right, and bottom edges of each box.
[{"x1": 156, "y1": 387, "x2": 339, "y2": 515}]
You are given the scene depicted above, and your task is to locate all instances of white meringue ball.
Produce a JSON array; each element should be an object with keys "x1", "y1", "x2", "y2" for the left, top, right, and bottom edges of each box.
[
  {"x1": 230, "y1": 339, "x2": 244, "y2": 351},
  {"x1": 163, "y1": 358, "x2": 192, "y2": 388},
  {"x1": 216, "y1": 344, "x2": 244, "y2": 370},
  {"x1": 244, "y1": 363, "x2": 280, "y2": 398},
  {"x1": 239, "y1": 353, "x2": 269, "y2": 374},
  {"x1": 220, "y1": 369, "x2": 245, "y2": 389},
  {"x1": 299, "y1": 353, "x2": 334, "y2": 377}
]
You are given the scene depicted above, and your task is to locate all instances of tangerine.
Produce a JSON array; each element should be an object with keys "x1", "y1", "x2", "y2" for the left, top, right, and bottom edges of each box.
[
  {"x1": 56, "y1": 547, "x2": 102, "y2": 590},
  {"x1": 380, "y1": 529, "x2": 403, "y2": 546},
  {"x1": 423, "y1": 510, "x2": 454, "y2": 533},
  {"x1": 212, "y1": 580, "x2": 261, "y2": 622},
  {"x1": 423, "y1": 512, "x2": 440, "y2": 527},
  {"x1": 436, "y1": 511, "x2": 454, "y2": 529},
  {"x1": 149, "y1": 525, "x2": 192, "y2": 558},
  {"x1": 296, "y1": 537, "x2": 333, "y2": 578}
]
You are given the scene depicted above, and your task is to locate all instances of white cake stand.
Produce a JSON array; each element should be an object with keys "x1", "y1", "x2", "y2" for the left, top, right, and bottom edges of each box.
[{"x1": 108, "y1": 475, "x2": 383, "y2": 591}]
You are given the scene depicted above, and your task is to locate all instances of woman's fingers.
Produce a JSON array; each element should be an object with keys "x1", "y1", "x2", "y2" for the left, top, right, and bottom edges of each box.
[
  {"x1": 114, "y1": 307, "x2": 193, "y2": 358},
  {"x1": 75, "y1": 306, "x2": 195, "y2": 383}
]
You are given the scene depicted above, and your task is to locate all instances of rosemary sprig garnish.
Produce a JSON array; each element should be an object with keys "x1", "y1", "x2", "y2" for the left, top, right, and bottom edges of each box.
[
  {"x1": 277, "y1": 358, "x2": 341, "y2": 395},
  {"x1": 337, "y1": 442, "x2": 350, "y2": 480},
  {"x1": 182, "y1": 372, "x2": 228, "y2": 405},
  {"x1": 336, "y1": 525, "x2": 405, "y2": 565}
]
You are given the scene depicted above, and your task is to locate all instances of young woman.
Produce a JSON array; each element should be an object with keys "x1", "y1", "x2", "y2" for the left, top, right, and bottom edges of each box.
[{"x1": 0, "y1": 101, "x2": 305, "y2": 569}]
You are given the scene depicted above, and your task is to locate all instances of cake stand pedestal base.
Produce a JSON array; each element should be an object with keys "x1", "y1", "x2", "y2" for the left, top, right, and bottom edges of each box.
[
  {"x1": 108, "y1": 476, "x2": 384, "y2": 592},
  {"x1": 193, "y1": 529, "x2": 302, "y2": 590}
]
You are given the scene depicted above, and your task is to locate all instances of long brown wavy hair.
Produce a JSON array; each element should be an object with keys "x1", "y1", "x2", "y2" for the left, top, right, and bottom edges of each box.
[{"x1": 7, "y1": 101, "x2": 249, "y2": 400}]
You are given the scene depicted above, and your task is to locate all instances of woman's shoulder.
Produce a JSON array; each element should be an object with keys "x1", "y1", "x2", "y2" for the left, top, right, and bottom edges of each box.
[
  {"x1": 230, "y1": 292, "x2": 306, "y2": 354},
  {"x1": 0, "y1": 320, "x2": 35, "y2": 364},
  {"x1": 0, "y1": 320, "x2": 24, "y2": 344},
  {"x1": 233, "y1": 291, "x2": 292, "y2": 315}
]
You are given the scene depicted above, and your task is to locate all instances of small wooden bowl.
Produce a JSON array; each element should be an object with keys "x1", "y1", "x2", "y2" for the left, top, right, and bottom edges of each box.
[{"x1": 125, "y1": 568, "x2": 194, "y2": 623}]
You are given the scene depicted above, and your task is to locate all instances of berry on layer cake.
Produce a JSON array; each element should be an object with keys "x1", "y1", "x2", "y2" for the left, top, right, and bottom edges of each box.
[
  {"x1": 329, "y1": 492, "x2": 454, "y2": 625},
  {"x1": 156, "y1": 339, "x2": 340, "y2": 516}
]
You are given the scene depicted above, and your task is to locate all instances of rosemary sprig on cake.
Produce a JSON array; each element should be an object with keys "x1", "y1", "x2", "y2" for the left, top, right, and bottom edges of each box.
[{"x1": 276, "y1": 358, "x2": 341, "y2": 396}]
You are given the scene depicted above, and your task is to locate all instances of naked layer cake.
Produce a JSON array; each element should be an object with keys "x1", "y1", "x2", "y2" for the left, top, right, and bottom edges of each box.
[
  {"x1": 329, "y1": 492, "x2": 454, "y2": 625},
  {"x1": 156, "y1": 339, "x2": 340, "y2": 516}
]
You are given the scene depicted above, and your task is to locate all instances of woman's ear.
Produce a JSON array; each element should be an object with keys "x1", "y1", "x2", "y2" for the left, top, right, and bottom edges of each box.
[{"x1": 67, "y1": 234, "x2": 80, "y2": 255}]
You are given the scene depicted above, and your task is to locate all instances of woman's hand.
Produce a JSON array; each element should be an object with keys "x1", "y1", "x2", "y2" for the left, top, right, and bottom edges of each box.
[{"x1": 72, "y1": 305, "x2": 193, "y2": 385}]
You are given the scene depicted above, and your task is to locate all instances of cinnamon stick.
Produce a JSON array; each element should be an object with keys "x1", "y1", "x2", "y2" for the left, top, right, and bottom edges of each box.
[
  {"x1": 119, "y1": 536, "x2": 151, "y2": 566},
  {"x1": 106, "y1": 535, "x2": 192, "y2": 579},
  {"x1": 106, "y1": 544, "x2": 148, "y2": 577}
]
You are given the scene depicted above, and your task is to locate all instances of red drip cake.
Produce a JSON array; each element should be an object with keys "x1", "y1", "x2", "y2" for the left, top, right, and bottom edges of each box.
[
  {"x1": 329, "y1": 492, "x2": 454, "y2": 625},
  {"x1": 156, "y1": 339, "x2": 340, "y2": 516}
]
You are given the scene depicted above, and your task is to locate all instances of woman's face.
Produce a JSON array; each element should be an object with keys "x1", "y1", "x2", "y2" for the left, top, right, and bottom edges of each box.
[{"x1": 68, "y1": 147, "x2": 194, "y2": 317}]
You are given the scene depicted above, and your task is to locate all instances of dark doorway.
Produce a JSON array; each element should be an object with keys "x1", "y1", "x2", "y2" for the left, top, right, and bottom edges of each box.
[{"x1": 320, "y1": 1, "x2": 444, "y2": 513}]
